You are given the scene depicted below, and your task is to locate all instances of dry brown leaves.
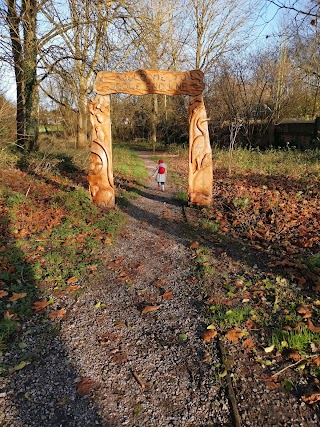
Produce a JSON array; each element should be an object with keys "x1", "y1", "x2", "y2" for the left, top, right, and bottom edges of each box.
[
  {"x1": 189, "y1": 241, "x2": 199, "y2": 249},
  {"x1": 307, "y1": 319, "x2": 320, "y2": 333},
  {"x1": 162, "y1": 290, "x2": 174, "y2": 300},
  {"x1": 8, "y1": 292, "x2": 27, "y2": 302},
  {"x1": 32, "y1": 300, "x2": 49, "y2": 314},
  {"x1": 302, "y1": 392, "x2": 320, "y2": 405},
  {"x1": 0, "y1": 290, "x2": 9, "y2": 298},
  {"x1": 202, "y1": 329, "x2": 217, "y2": 343},
  {"x1": 48, "y1": 308, "x2": 66, "y2": 320},
  {"x1": 76, "y1": 377, "x2": 101, "y2": 395},
  {"x1": 225, "y1": 328, "x2": 246, "y2": 343},
  {"x1": 141, "y1": 305, "x2": 160, "y2": 314}
]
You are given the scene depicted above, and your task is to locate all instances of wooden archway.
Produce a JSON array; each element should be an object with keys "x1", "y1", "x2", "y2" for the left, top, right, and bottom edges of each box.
[{"x1": 88, "y1": 69, "x2": 213, "y2": 208}]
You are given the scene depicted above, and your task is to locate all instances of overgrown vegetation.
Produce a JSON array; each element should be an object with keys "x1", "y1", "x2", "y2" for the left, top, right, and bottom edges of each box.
[
  {"x1": 169, "y1": 145, "x2": 320, "y2": 397},
  {"x1": 0, "y1": 143, "x2": 147, "y2": 347}
]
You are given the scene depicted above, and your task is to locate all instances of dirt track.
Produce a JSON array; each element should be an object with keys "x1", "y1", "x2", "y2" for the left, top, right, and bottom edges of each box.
[{"x1": 2, "y1": 152, "x2": 318, "y2": 427}]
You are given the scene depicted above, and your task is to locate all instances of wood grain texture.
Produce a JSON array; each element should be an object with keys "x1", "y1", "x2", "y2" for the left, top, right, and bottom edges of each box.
[
  {"x1": 88, "y1": 95, "x2": 115, "y2": 208},
  {"x1": 94, "y1": 69, "x2": 205, "y2": 96},
  {"x1": 188, "y1": 95, "x2": 213, "y2": 206}
]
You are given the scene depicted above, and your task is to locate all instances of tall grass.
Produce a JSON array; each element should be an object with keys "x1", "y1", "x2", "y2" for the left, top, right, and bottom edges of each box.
[{"x1": 213, "y1": 147, "x2": 319, "y2": 178}]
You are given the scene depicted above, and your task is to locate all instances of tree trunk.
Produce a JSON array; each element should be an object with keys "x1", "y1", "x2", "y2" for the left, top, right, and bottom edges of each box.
[
  {"x1": 23, "y1": 0, "x2": 39, "y2": 151},
  {"x1": 77, "y1": 91, "x2": 88, "y2": 148},
  {"x1": 7, "y1": 0, "x2": 39, "y2": 152},
  {"x1": 151, "y1": 94, "x2": 158, "y2": 153},
  {"x1": 7, "y1": 0, "x2": 25, "y2": 150}
]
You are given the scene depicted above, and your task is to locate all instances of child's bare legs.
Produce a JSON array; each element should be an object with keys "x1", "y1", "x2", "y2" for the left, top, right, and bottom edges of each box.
[{"x1": 161, "y1": 183, "x2": 165, "y2": 192}]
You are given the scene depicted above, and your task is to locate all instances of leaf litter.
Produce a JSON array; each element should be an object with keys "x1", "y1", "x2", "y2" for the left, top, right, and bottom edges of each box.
[{"x1": 0, "y1": 152, "x2": 319, "y2": 426}]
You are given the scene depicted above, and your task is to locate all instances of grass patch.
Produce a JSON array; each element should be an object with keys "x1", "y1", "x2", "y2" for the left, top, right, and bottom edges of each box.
[
  {"x1": 271, "y1": 327, "x2": 320, "y2": 354},
  {"x1": 213, "y1": 147, "x2": 319, "y2": 178},
  {"x1": 113, "y1": 143, "x2": 148, "y2": 186},
  {"x1": 175, "y1": 190, "x2": 188, "y2": 203},
  {"x1": 0, "y1": 145, "x2": 138, "y2": 348},
  {"x1": 209, "y1": 304, "x2": 253, "y2": 328}
]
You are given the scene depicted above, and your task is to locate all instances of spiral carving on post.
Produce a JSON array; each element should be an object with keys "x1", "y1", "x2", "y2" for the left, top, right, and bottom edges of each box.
[
  {"x1": 188, "y1": 95, "x2": 213, "y2": 206},
  {"x1": 88, "y1": 70, "x2": 213, "y2": 208},
  {"x1": 88, "y1": 95, "x2": 115, "y2": 208}
]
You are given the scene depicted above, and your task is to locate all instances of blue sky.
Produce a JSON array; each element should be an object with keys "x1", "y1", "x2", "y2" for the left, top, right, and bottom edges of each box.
[{"x1": 2, "y1": 1, "x2": 283, "y2": 103}]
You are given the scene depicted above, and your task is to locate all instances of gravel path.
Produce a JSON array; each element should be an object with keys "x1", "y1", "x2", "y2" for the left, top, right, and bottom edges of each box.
[
  {"x1": 1, "y1": 153, "x2": 230, "y2": 426},
  {"x1": 2, "y1": 152, "x2": 319, "y2": 426}
]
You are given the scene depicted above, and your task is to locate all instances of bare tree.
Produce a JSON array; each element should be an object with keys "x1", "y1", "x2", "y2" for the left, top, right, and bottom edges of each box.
[
  {"x1": 130, "y1": 0, "x2": 187, "y2": 149},
  {"x1": 183, "y1": 0, "x2": 261, "y2": 76},
  {"x1": 40, "y1": 0, "x2": 137, "y2": 148},
  {"x1": 1, "y1": 0, "x2": 42, "y2": 151}
]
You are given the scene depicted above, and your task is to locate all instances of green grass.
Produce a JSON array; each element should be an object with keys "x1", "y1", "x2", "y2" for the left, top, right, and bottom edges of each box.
[
  {"x1": 209, "y1": 304, "x2": 253, "y2": 328},
  {"x1": 175, "y1": 190, "x2": 188, "y2": 203},
  {"x1": 271, "y1": 327, "x2": 320, "y2": 354},
  {"x1": 213, "y1": 147, "x2": 319, "y2": 177},
  {"x1": 113, "y1": 143, "x2": 148, "y2": 185},
  {"x1": 0, "y1": 143, "x2": 150, "y2": 349}
]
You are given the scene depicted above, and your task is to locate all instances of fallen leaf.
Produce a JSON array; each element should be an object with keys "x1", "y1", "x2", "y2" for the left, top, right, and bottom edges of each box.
[
  {"x1": 178, "y1": 333, "x2": 187, "y2": 341},
  {"x1": 162, "y1": 290, "x2": 173, "y2": 300},
  {"x1": 0, "y1": 290, "x2": 9, "y2": 298},
  {"x1": 107, "y1": 261, "x2": 121, "y2": 269},
  {"x1": 264, "y1": 344, "x2": 275, "y2": 353},
  {"x1": 206, "y1": 324, "x2": 216, "y2": 330},
  {"x1": 307, "y1": 319, "x2": 320, "y2": 333},
  {"x1": 218, "y1": 368, "x2": 227, "y2": 378},
  {"x1": 302, "y1": 392, "x2": 320, "y2": 405},
  {"x1": 242, "y1": 338, "x2": 255, "y2": 350},
  {"x1": 114, "y1": 321, "x2": 124, "y2": 329},
  {"x1": 48, "y1": 308, "x2": 66, "y2": 319},
  {"x1": 134, "y1": 263, "x2": 144, "y2": 271},
  {"x1": 225, "y1": 328, "x2": 246, "y2": 343},
  {"x1": 32, "y1": 300, "x2": 49, "y2": 314},
  {"x1": 98, "y1": 333, "x2": 119, "y2": 345},
  {"x1": 141, "y1": 305, "x2": 160, "y2": 314},
  {"x1": 115, "y1": 276, "x2": 130, "y2": 283},
  {"x1": 9, "y1": 360, "x2": 29, "y2": 373},
  {"x1": 245, "y1": 319, "x2": 256, "y2": 330},
  {"x1": 312, "y1": 356, "x2": 320, "y2": 366},
  {"x1": 66, "y1": 276, "x2": 78, "y2": 284},
  {"x1": 76, "y1": 377, "x2": 100, "y2": 395},
  {"x1": 4, "y1": 310, "x2": 18, "y2": 320},
  {"x1": 283, "y1": 348, "x2": 302, "y2": 362},
  {"x1": 260, "y1": 373, "x2": 280, "y2": 390},
  {"x1": 202, "y1": 329, "x2": 217, "y2": 343},
  {"x1": 112, "y1": 351, "x2": 127, "y2": 364},
  {"x1": 8, "y1": 292, "x2": 27, "y2": 302},
  {"x1": 298, "y1": 276, "x2": 307, "y2": 286},
  {"x1": 296, "y1": 304, "x2": 312, "y2": 318},
  {"x1": 153, "y1": 278, "x2": 166, "y2": 287},
  {"x1": 189, "y1": 241, "x2": 199, "y2": 249},
  {"x1": 65, "y1": 285, "x2": 79, "y2": 292}
]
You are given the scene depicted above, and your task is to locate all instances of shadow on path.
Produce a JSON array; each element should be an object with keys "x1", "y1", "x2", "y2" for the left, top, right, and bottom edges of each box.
[{"x1": 0, "y1": 206, "x2": 111, "y2": 426}]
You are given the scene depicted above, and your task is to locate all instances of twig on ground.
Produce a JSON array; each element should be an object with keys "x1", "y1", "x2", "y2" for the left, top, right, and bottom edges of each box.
[
  {"x1": 131, "y1": 369, "x2": 145, "y2": 389},
  {"x1": 217, "y1": 337, "x2": 242, "y2": 427},
  {"x1": 272, "y1": 354, "x2": 319, "y2": 378}
]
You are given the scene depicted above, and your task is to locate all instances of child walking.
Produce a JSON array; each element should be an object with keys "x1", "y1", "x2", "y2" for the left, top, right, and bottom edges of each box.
[{"x1": 153, "y1": 159, "x2": 167, "y2": 191}]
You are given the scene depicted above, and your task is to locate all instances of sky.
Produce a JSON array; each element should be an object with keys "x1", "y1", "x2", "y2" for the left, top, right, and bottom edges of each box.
[{"x1": 2, "y1": 1, "x2": 283, "y2": 104}]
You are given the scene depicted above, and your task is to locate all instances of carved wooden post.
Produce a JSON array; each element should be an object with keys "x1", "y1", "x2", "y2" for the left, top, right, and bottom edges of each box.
[
  {"x1": 89, "y1": 69, "x2": 213, "y2": 208},
  {"x1": 88, "y1": 94, "x2": 115, "y2": 208},
  {"x1": 188, "y1": 95, "x2": 213, "y2": 206}
]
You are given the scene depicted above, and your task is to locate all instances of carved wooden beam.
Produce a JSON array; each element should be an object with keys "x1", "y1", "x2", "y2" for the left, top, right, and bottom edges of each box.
[
  {"x1": 94, "y1": 69, "x2": 205, "y2": 96},
  {"x1": 88, "y1": 69, "x2": 213, "y2": 209},
  {"x1": 88, "y1": 95, "x2": 115, "y2": 208},
  {"x1": 188, "y1": 95, "x2": 213, "y2": 206}
]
